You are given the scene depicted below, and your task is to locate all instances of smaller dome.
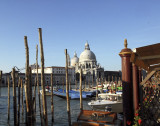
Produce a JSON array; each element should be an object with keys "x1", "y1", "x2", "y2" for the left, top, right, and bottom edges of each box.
[{"x1": 71, "y1": 52, "x2": 79, "y2": 67}]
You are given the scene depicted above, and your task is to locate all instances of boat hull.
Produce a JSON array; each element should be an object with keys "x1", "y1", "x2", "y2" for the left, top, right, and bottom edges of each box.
[{"x1": 88, "y1": 100, "x2": 123, "y2": 113}]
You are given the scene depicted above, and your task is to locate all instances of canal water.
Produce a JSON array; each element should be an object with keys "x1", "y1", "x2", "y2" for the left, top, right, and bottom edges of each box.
[{"x1": 0, "y1": 86, "x2": 92, "y2": 126}]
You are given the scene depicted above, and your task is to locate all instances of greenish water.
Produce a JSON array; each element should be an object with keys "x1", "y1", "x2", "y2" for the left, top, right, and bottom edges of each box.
[{"x1": 0, "y1": 86, "x2": 92, "y2": 126}]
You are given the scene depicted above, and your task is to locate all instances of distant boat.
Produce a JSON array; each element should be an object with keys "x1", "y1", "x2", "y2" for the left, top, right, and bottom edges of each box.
[
  {"x1": 40, "y1": 88, "x2": 51, "y2": 96},
  {"x1": 40, "y1": 87, "x2": 97, "y2": 99},
  {"x1": 98, "y1": 91, "x2": 122, "y2": 99},
  {"x1": 53, "y1": 89, "x2": 87, "y2": 99}
]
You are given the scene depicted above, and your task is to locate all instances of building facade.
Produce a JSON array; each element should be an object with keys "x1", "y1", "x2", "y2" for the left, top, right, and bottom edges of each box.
[
  {"x1": 32, "y1": 66, "x2": 75, "y2": 85},
  {"x1": 71, "y1": 42, "x2": 104, "y2": 82},
  {"x1": 0, "y1": 66, "x2": 75, "y2": 86}
]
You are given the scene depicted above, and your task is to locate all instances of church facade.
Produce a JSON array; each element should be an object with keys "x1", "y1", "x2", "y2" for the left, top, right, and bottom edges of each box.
[{"x1": 70, "y1": 42, "x2": 104, "y2": 82}]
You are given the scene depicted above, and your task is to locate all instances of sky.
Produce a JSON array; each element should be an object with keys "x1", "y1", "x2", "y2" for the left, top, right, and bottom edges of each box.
[{"x1": 1, "y1": 0, "x2": 160, "y2": 73}]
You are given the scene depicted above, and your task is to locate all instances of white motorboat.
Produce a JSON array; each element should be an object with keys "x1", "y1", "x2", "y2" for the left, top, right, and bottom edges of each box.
[{"x1": 88, "y1": 93, "x2": 123, "y2": 113}]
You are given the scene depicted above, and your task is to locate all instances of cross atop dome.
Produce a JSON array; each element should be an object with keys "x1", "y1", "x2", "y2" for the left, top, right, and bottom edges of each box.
[
  {"x1": 74, "y1": 51, "x2": 77, "y2": 57},
  {"x1": 85, "y1": 41, "x2": 90, "y2": 50}
]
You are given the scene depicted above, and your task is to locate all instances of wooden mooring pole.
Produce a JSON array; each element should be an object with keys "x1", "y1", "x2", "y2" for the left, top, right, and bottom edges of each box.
[
  {"x1": 33, "y1": 77, "x2": 36, "y2": 121},
  {"x1": 24, "y1": 36, "x2": 31, "y2": 125},
  {"x1": 63, "y1": 78, "x2": 64, "y2": 93},
  {"x1": 33, "y1": 76, "x2": 36, "y2": 115},
  {"x1": 21, "y1": 79, "x2": 24, "y2": 118},
  {"x1": 36, "y1": 44, "x2": 43, "y2": 126},
  {"x1": 69, "y1": 78, "x2": 71, "y2": 91},
  {"x1": 92, "y1": 75, "x2": 94, "y2": 88},
  {"x1": 12, "y1": 68, "x2": 17, "y2": 126},
  {"x1": 39, "y1": 28, "x2": 48, "y2": 126},
  {"x1": 51, "y1": 73, "x2": 54, "y2": 123},
  {"x1": 96, "y1": 78, "x2": 98, "y2": 100},
  {"x1": 29, "y1": 67, "x2": 33, "y2": 124},
  {"x1": 0, "y1": 71, "x2": 1, "y2": 96},
  {"x1": 101, "y1": 77, "x2": 103, "y2": 93},
  {"x1": 65, "y1": 49, "x2": 71, "y2": 126},
  {"x1": 80, "y1": 68, "x2": 83, "y2": 111},
  {"x1": 75, "y1": 79, "x2": 77, "y2": 90},
  {"x1": 8, "y1": 76, "x2": 10, "y2": 121},
  {"x1": 18, "y1": 77, "x2": 21, "y2": 126},
  {"x1": 88, "y1": 80, "x2": 90, "y2": 89}
]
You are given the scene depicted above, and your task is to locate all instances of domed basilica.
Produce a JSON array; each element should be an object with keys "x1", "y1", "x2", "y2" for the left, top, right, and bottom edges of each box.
[{"x1": 71, "y1": 42, "x2": 104, "y2": 82}]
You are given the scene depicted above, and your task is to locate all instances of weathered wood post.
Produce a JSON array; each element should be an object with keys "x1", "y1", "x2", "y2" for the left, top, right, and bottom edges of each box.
[
  {"x1": 75, "y1": 79, "x2": 77, "y2": 90},
  {"x1": 33, "y1": 77, "x2": 36, "y2": 121},
  {"x1": 84, "y1": 80, "x2": 86, "y2": 91},
  {"x1": 8, "y1": 76, "x2": 10, "y2": 121},
  {"x1": 119, "y1": 39, "x2": 133, "y2": 126},
  {"x1": 101, "y1": 77, "x2": 103, "y2": 93},
  {"x1": 28, "y1": 68, "x2": 33, "y2": 125},
  {"x1": 88, "y1": 80, "x2": 90, "y2": 89},
  {"x1": 92, "y1": 75, "x2": 94, "y2": 88},
  {"x1": 107, "y1": 76, "x2": 109, "y2": 84},
  {"x1": 12, "y1": 68, "x2": 17, "y2": 126},
  {"x1": 132, "y1": 63, "x2": 139, "y2": 113},
  {"x1": 96, "y1": 78, "x2": 98, "y2": 100},
  {"x1": 36, "y1": 44, "x2": 43, "y2": 126},
  {"x1": 51, "y1": 73, "x2": 54, "y2": 123},
  {"x1": 33, "y1": 76, "x2": 36, "y2": 114},
  {"x1": 69, "y1": 78, "x2": 71, "y2": 91},
  {"x1": 18, "y1": 77, "x2": 21, "y2": 126},
  {"x1": 24, "y1": 36, "x2": 30, "y2": 125},
  {"x1": 21, "y1": 79, "x2": 24, "y2": 117},
  {"x1": 115, "y1": 76, "x2": 117, "y2": 92},
  {"x1": 0, "y1": 71, "x2": 1, "y2": 96},
  {"x1": 80, "y1": 68, "x2": 83, "y2": 111},
  {"x1": 65, "y1": 49, "x2": 71, "y2": 126},
  {"x1": 38, "y1": 28, "x2": 48, "y2": 126},
  {"x1": 63, "y1": 78, "x2": 64, "y2": 93}
]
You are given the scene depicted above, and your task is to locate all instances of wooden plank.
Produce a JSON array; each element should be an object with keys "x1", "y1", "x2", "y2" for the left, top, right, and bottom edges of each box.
[
  {"x1": 144, "y1": 58, "x2": 160, "y2": 65},
  {"x1": 149, "y1": 64, "x2": 160, "y2": 71},
  {"x1": 136, "y1": 43, "x2": 160, "y2": 57},
  {"x1": 138, "y1": 55, "x2": 160, "y2": 60}
]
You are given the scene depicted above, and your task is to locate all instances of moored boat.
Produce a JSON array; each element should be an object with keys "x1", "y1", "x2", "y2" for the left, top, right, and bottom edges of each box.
[{"x1": 88, "y1": 93, "x2": 123, "y2": 112}]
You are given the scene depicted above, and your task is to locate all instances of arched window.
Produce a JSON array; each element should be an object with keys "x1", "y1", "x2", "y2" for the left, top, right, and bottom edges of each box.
[{"x1": 86, "y1": 63, "x2": 88, "y2": 68}]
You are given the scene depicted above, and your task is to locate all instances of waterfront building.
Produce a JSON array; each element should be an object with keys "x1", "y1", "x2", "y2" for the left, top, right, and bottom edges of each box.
[
  {"x1": 1, "y1": 66, "x2": 75, "y2": 86},
  {"x1": 32, "y1": 66, "x2": 75, "y2": 85}
]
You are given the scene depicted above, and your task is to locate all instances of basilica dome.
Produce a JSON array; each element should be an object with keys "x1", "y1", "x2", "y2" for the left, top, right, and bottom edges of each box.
[
  {"x1": 79, "y1": 42, "x2": 96, "y2": 63},
  {"x1": 71, "y1": 52, "x2": 79, "y2": 67}
]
